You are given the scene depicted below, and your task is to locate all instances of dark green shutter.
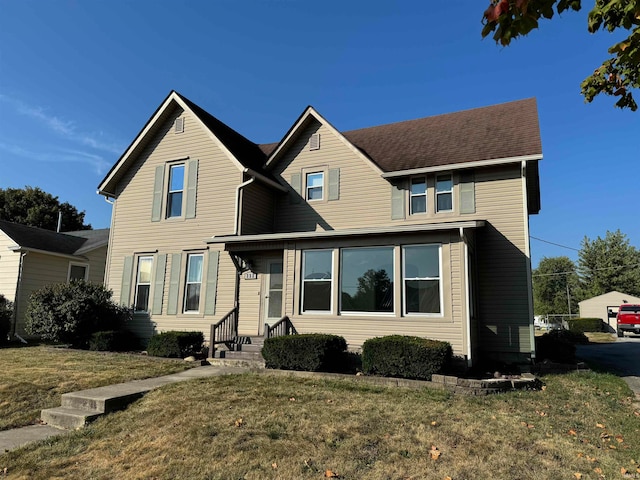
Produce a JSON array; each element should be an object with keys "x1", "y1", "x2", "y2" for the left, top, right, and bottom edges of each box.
[
  {"x1": 328, "y1": 168, "x2": 340, "y2": 201},
  {"x1": 120, "y1": 256, "x2": 134, "y2": 306},
  {"x1": 290, "y1": 172, "x2": 301, "y2": 204},
  {"x1": 391, "y1": 180, "x2": 406, "y2": 220},
  {"x1": 151, "y1": 254, "x2": 167, "y2": 315},
  {"x1": 167, "y1": 253, "x2": 182, "y2": 315},
  {"x1": 151, "y1": 165, "x2": 165, "y2": 222},
  {"x1": 185, "y1": 159, "x2": 198, "y2": 219},
  {"x1": 459, "y1": 171, "x2": 476, "y2": 214},
  {"x1": 204, "y1": 250, "x2": 220, "y2": 315}
]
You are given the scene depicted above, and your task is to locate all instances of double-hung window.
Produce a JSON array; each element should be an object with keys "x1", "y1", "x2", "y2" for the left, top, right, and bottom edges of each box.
[
  {"x1": 68, "y1": 263, "x2": 88, "y2": 282},
  {"x1": 134, "y1": 256, "x2": 153, "y2": 312},
  {"x1": 436, "y1": 174, "x2": 453, "y2": 212},
  {"x1": 306, "y1": 172, "x2": 324, "y2": 201},
  {"x1": 301, "y1": 250, "x2": 333, "y2": 312},
  {"x1": 167, "y1": 164, "x2": 185, "y2": 218},
  {"x1": 410, "y1": 177, "x2": 427, "y2": 214},
  {"x1": 184, "y1": 253, "x2": 204, "y2": 313},
  {"x1": 403, "y1": 245, "x2": 441, "y2": 315},
  {"x1": 341, "y1": 247, "x2": 394, "y2": 313}
]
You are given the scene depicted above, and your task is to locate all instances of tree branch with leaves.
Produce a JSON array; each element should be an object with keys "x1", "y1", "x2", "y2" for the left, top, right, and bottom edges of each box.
[{"x1": 482, "y1": 0, "x2": 640, "y2": 110}]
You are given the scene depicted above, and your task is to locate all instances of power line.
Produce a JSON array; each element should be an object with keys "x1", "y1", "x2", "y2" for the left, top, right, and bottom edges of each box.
[{"x1": 530, "y1": 236, "x2": 580, "y2": 252}]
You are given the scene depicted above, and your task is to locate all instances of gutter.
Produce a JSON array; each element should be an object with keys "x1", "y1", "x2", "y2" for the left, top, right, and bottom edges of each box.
[
  {"x1": 234, "y1": 178, "x2": 255, "y2": 235},
  {"x1": 460, "y1": 227, "x2": 472, "y2": 367}
]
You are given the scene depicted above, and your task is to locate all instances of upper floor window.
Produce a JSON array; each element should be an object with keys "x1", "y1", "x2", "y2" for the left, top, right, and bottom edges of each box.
[
  {"x1": 184, "y1": 253, "x2": 204, "y2": 313},
  {"x1": 301, "y1": 250, "x2": 333, "y2": 313},
  {"x1": 167, "y1": 164, "x2": 185, "y2": 218},
  {"x1": 410, "y1": 177, "x2": 427, "y2": 214},
  {"x1": 306, "y1": 172, "x2": 324, "y2": 201},
  {"x1": 135, "y1": 256, "x2": 153, "y2": 312},
  {"x1": 436, "y1": 174, "x2": 453, "y2": 212}
]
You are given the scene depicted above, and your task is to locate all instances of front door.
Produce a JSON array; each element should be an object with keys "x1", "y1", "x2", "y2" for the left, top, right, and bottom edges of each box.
[{"x1": 263, "y1": 260, "x2": 283, "y2": 329}]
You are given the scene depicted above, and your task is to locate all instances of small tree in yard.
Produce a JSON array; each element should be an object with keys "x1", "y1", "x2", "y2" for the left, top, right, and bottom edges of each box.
[
  {"x1": 0, "y1": 294, "x2": 13, "y2": 344},
  {"x1": 25, "y1": 281, "x2": 131, "y2": 348}
]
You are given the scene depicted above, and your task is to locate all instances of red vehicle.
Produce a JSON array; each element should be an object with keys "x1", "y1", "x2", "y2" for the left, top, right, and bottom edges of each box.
[{"x1": 616, "y1": 304, "x2": 640, "y2": 337}]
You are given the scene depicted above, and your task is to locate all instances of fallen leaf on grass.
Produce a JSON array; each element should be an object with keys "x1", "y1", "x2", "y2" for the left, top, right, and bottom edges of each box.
[
  {"x1": 594, "y1": 467, "x2": 603, "y2": 474},
  {"x1": 586, "y1": 455, "x2": 597, "y2": 463},
  {"x1": 271, "y1": 463, "x2": 277, "y2": 470},
  {"x1": 596, "y1": 423, "x2": 605, "y2": 429},
  {"x1": 444, "y1": 477, "x2": 452, "y2": 480},
  {"x1": 616, "y1": 435, "x2": 624, "y2": 443},
  {"x1": 536, "y1": 410, "x2": 547, "y2": 417},
  {"x1": 574, "y1": 473, "x2": 582, "y2": 479},
  {"x1": 234, "y1": 418, "x2": 244, "y2": 427},
  {"x1": 431, "y1": 421, "x2": 438, "y2": 426},
  {"x1": 289, "y1": 397, "x2": 296, "y2": 402},
  {"x1": 325, "y1": 469, "x2": 340, "y2": 478},
  {"x1": 429, "y1": 446, "x2": 441, "y2": 460},
  {"x1": 569, "y1": 429, "x2": 578, "y2": 436}
]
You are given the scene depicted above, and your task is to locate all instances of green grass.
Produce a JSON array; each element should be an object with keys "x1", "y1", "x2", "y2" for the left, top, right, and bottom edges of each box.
[
  {"x1": 1, "y1": 371, "x2": 639, "y2": 479},
  {"x1": 0, "y1": 346, "x2": 193, "y2": 431}
]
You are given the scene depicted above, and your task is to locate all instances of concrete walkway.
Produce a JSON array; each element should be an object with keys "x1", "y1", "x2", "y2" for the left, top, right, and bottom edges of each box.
[{"x1": 0, "y1": 364, "x2": 250, "y2": 453}]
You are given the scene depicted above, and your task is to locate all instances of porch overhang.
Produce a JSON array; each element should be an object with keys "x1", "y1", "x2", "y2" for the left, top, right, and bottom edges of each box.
[{"x1": 207, "y1": 220, "x2": 486, "y2": 250}]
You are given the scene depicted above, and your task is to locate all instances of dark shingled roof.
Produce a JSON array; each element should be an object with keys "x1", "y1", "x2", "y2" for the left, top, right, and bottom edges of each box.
[
  {"x1": 340, "y1": 98, "x2": 541, "y2": 172},
  {"x1": 0, "y1": 220, "x2": 109, "y2": 256},
  {"x1": 175, "y1": 92, "x2": 268, "y2": 172}
]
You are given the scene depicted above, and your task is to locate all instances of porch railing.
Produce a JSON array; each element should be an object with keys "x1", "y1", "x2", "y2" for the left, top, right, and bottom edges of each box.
[
  {"x1": 210, "y1": 307, "x2": 239, "y2": 346},
  {"x1": 265, "y1": 316, "x2": 296, "y2": 339}
]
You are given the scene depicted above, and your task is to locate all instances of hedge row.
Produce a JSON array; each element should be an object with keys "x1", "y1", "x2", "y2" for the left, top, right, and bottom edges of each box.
[
  {"x1": 262, "y1": 334, "x2": 347, "y2": 372},
  {"x1": 362, "y1": 335, "x2": 452, "y2": 381},
  {"x1": 147, "y1": 331, "x2": 204, "y2": 358},
  {"x1": 565, "y1": 318, "x2": 602, "y2": 333}
]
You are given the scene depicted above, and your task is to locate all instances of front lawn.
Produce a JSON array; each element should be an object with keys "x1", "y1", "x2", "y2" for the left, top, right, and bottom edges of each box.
[
  {"x1": 0, "y1": 346, "x2": 192, "y2": 431},
  {"x1": 2, "y1": 371, "x2": 639, "y2": 479}
]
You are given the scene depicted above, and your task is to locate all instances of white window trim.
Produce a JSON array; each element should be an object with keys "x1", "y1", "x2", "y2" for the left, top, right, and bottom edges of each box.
[
  {"x1": 305, "y1": 171, "x2": 324, "y2": 202},
  {"x1": 339, "y1": 246, "x2": 396, "y2": 316},
  {"x1": 67, "y1": 262, "x2": 89, "y2": 282},
  {"x1": 409, "y1": 176, "x2": 427, "y2": 215},
  {"x1": 301, "y1": 249, "x2": 333, "y2": 314},
  {"x1": 436, "y1": 173, "x2": 454, "y2": 213},
  {"x1": 167, "y1": 163, "x2": 186, "y2": 219},
  {"x1": 134, "y1": 256, "x2": 154, "y2": 312},
  {"x1": 183, "y1": 253, "x2": 204, "y2": 313},
  {"x1": 402, "y1": 244, "x2": 444, "y2": 317}
]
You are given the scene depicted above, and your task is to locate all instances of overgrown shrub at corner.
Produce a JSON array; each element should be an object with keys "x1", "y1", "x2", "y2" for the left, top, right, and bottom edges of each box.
[
  {"x1": 261, "y1": 334, "x2": 348, "y2": 372},
  {"x1": 362, "y1": 335, "x2": 452, "y2": 381},
  {"x1": 146, "y1": 331, "x2": 204, "y2": 358},
  {"x1": 566, "y1": 317, "x2": 603, "y2": 333},
  {"x1": 89, "y1": 330, "x2": 141, "y2": 352},
  {"x1": 25, "y1": 281, "x2": 132, "y2": 348},
  {"x1": 535, "y1": 332, "x2": 576, "y2": 364},
  {"x1": 545, "y1": 329, "x2": 589, "y2": 345},
  {"x1": 0, "y1": 294, "x2": 13, "y2": 345}
]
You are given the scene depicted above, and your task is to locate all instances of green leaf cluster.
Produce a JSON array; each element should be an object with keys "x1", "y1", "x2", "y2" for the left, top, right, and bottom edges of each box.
[
  {"x1": 482, "y1": 0, "x2": 640, "y2": 110},
  {"x1": 0, "y1": 294, "x2": 13, "y2": 344}
]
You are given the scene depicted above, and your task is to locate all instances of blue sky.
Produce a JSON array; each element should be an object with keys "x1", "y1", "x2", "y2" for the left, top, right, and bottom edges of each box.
[{"x1": 0, "y1": 1, "x2": 638, "y2": 268}]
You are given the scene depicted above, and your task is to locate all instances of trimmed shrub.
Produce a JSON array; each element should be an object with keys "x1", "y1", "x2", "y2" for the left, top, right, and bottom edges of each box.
[
  {"x1": 565, "y1": 318, "x2": 603, "y2": 333},
  {"x1": 89, "y1": 330, "x2": 141, "y2": 352},
  {"x1": 0, "y1": 294, "x2": 13, "y2": 344},
  {"x1": 25, "y1": 281, "x2": 132, "y2": 348},
  {"x1": 546, "y1": 329, "x2": 589, "y2": 345},
  {"x1": 147, "y1": 331, "x2": 204, "y2": 358},
  {"x1": 361, "y1": 335, "x2": 452, "y2": 381},
  {"x1": 535, "y1": 332, "x2": 576, "y2": 364},
  {"x1": 261, "y1": 334, "x2": 348, "y2": 372}
]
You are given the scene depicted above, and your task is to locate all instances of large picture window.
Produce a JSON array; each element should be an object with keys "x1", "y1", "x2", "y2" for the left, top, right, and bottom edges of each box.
[
  {"x1": 301, "y1": 250, "x2": 332, "y2": 312},
  {"x1": 184, "y1": 253, "x2": 204, "y2": 312},
  {"x1": 341, "y1": 247, "x2": 394, "y2": 313},
  {"x1": 134, "y1": 256, "x2": 153, "y2": 312},
  {"x1": 167, "y1": 163, "x2": 185, "y2": 218},
  {"x1": 403, "y1": 245, "x2": 441, "y2": 315}
]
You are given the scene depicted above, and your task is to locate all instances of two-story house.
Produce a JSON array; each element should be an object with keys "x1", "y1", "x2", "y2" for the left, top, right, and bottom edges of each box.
[{"x1": 98, "y1": 91, "x2": 542, "y2": 366}]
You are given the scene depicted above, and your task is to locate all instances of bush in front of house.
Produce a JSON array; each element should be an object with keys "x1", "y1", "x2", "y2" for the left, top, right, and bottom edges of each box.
[
  {"x1": 535, "y1": 332, "x2": 576, "y2": 364},
  {"x1": 545, "y1": 329, "x2": 589, "y2": 345},
  {"x1": 146, "y1": 331, "x2": 204, "y2": 358},
  {"x1": 0, "y1": 294, "x2": 13, "y2": 344},
  {"x1": 361, "y1": 335, "x2": 452, "y2": 381},
  {"x1": 261, "y1": 334, "x2": 348, "y2": 372},
  {"x1": 25, "y1": 281, "x2": 132, "y2": 348},
  {"x1": 565, "y1": 317, "x2": 603, "y2": 333},
  {"x1": 89, "y1": 330, "x2": 141, "y2": 352}
]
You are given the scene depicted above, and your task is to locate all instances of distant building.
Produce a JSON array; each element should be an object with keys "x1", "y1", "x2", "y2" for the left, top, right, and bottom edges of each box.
[{"x1": 578, "y1": 291, "x2": 640, "y2": 333}]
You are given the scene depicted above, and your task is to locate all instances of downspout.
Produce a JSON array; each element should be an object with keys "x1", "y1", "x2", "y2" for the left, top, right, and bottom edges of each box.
[
  {"x1": 11, "y1": 250, "x2": 28, "y2": 340},
  {"x1": 234, "y1": 177, "x2": 255, "y2": 235},
  {"x1": 102, "y1": 193, "x2": 116, "y2": 287},
  {"x1": 461, "y1": 227, "x2": 472, "y2": 367}
]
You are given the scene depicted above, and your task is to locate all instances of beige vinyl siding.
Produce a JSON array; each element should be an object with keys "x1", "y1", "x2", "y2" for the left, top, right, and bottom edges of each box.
[
  {"x1": 0, "y1": 232, "x2": 20, "y2": 302},
  {"x1": 240, "y1": 182, "x2": 275, "y2": 235},
  {"x1": 104, "y1": 105, "x2": 243, "y2": 343},
  {"x1": 85, "y1": 246, "x2": 107, "y2": 284}
]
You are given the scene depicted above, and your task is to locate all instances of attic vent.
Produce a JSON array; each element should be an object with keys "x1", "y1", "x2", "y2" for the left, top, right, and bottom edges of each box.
[
  {"x1": 309, "y1": 133, "x2": 320, "y2": 151},
  {"x1": 174, "y1": 117, "x2": 185, "y2": 134}
]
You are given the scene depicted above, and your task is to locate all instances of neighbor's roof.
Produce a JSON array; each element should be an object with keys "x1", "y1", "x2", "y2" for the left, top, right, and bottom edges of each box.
[{"x1": 0, "y1": 220, "x2": 109, "y2": 256}]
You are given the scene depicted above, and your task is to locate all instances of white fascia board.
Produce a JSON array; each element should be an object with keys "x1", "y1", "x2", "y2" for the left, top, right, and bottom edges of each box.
[
  {"x1": 208, "y1": 220, "x2": 485, "y2": 245},
  {"x1": 381, "y1": 154, "x2": 543, "y2": 179},
  {"x1": 9, "y1": 246, "x2": 87, "y2": 261}
]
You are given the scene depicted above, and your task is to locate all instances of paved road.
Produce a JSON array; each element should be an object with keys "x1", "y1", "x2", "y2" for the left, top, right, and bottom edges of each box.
[{"x1": 576, "y1": 335, "x2": 640, "y2": 399}]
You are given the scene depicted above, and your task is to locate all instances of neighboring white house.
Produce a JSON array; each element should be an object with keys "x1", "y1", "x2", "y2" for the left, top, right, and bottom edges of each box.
[{"x1": 578, "y1": 291, "x2": 640, "y2": 333}]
